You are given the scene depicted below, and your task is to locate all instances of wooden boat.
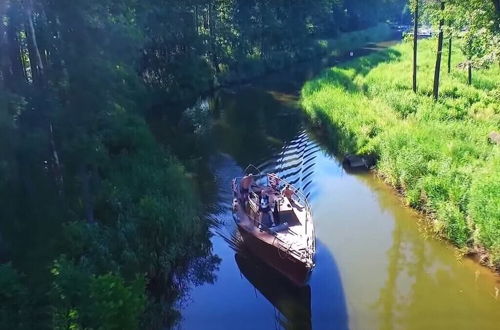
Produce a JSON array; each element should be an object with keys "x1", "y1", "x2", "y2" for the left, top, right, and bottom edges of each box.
[{"x1": 232, "y1": 165, "x2": 315, "y2": 286}]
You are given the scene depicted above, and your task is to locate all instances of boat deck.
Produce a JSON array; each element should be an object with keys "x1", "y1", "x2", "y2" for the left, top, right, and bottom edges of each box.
[{"x1": 236, "y1": 198, "x2": 311, "y2": 263}]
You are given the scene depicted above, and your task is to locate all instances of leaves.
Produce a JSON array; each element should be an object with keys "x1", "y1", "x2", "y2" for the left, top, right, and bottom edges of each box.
[{"x1": 0, "y1": 0, "x2": 412, "y2": 328}]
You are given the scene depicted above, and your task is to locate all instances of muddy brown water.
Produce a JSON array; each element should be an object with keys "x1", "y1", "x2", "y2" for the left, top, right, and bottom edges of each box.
[{"x1": 173, "y1": 43, "x2": 500, "y2": 330}]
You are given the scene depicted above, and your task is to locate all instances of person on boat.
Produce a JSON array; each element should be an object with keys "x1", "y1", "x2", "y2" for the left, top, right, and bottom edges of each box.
[
  {"x1": 282, "y1": 184, "x2": 302, "y2": 209},
  {"x1": 259, "y1": 191, "x2": 275, "y2": 228},
  {"x1": 282, "y1": 184, "x2": 294, "y2": 200},
  {"x1": 239, "y1": 174, "x2": 254, "y2": 206},
  {"x1": 268, "y1": 190, "x2": 280, "y2": 225}
]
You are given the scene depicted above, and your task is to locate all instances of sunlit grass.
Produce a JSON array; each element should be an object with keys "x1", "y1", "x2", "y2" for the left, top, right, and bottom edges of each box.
[{"x1": 301, "y1": 38, "x2": 500, "y2": 268}]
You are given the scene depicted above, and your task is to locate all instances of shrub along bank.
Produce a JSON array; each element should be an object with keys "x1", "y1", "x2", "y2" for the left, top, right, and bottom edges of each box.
[{"x1": 301, "y1": 38, "x2": 500, "y2": 268}]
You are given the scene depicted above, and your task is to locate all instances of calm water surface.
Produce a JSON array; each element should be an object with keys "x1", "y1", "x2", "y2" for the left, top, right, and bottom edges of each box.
[{"x1": 177, "y1": 46, "x2": 500, "y2": 330}]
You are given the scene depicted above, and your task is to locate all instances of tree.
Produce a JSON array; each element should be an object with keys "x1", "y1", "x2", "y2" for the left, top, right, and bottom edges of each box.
[
  {"x1": 424, "y1": 0, "x2": 498, "y2": 86},
  {"x1": 439, "y1": 1, "x2": 468, "y2": 74},
  {"x1": 455, "y1": 0, "x2": 498, "y2": 85},
  {"x1": 432, "y1": 0, "x2": 445, "y2": 100},
  {"x1": 51, "y1": 259, "x2": 146, "y2": 330}
]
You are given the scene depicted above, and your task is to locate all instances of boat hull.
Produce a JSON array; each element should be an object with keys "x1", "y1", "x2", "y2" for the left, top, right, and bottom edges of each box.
[{"x1": 236, "y1": 223, "x2": 312, "y2": 286}]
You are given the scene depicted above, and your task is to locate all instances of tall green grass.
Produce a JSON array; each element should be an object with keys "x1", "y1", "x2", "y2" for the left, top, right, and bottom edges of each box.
[{"x1": 301, "y1": 38, "x2": 500, "y2": 268}]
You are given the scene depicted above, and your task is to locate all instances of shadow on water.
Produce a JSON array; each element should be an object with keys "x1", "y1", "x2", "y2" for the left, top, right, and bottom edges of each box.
[
  {"x1": 309, "y1": 242, "x2": 349, "y2": 330},
  {"x1": 235, "y1": 251, "x2": 313, "y2": 330},
  {"x1": 235, "y1": 240, "x2": 349, "y2": 330}
]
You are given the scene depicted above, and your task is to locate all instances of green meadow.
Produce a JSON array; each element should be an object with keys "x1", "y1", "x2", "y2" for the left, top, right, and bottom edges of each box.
[{"x1": 301, "y1": 38, "x2": 500, "y2": 268}]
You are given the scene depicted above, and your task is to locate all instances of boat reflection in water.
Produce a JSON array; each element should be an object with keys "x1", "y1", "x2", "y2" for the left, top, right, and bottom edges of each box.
[
  {"x1": 235, "y1": 251, "x2": 312, "y2": 330},
  {"x1": 234, "y1": 239, "x2": 349, "y2": 330}
]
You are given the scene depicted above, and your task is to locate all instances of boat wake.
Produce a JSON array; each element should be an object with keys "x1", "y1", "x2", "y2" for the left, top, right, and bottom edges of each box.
[
  {"x1": 257, "y1": 129, "x2": 320, "y2": 200},
  {"x1": 207, "y1": 129, "x2": 320, "y2": 253}
]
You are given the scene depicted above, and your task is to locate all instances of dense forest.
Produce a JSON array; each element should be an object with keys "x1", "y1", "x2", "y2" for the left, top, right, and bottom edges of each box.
[{"x1": 0, "y1": 0, "x2": 406, "y2": 329}]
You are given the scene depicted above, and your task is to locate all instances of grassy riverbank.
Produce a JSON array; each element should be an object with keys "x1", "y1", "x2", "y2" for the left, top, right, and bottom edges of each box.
[{"x1": 301, "y1": 38, "x2": 500, "y2": 268}]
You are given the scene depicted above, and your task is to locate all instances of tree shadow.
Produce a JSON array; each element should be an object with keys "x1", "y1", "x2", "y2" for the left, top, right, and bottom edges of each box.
[
  {"x1": 302, "y1": 48, "x2": 401, "y2": 96},
  {"x1": 235, "y1": 240, "x2": 349, "y2": 330}
]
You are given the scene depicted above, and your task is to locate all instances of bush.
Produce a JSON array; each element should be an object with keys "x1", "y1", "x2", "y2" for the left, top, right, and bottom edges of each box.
[{"x1": 51, "y1": 259, "x2": 145, "y2": 330}]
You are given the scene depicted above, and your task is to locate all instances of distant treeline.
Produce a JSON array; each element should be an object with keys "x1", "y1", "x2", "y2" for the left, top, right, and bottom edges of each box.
[{"x1": 0, "y1": 0, "x2": 406, "y2": 329}]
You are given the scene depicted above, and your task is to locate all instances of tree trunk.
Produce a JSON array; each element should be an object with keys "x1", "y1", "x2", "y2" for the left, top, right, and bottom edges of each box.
[
  {"x1": 432, "y1": 1, "x2": 445, "y2": 101},
  {"x1": 412, "y1": 0, "x2": 419, "y2": 93},
  {"x1": 25, "y1": 18, "x2": 41, "y2": 84},
  {"x1": 447, "y1": 36, "x2": 452, "y2": 74},
  {"x1": 80, "y1": 164, "x2": 95, "y2": 223},
  {"x1": 492, "y1": 0, "x2": 500, "y2": 14},
  {"x1": 194, "y1": 5, "x2": 198, "y2": 34},
  {"x1": 5, "y1": 5, "x2": 28, "y2": 90},
  {"x1": 25, "y1": 1, "x2": 64, "y2": 194},
  {"x1": 208, "y1": 2, "x2": 219, "y2": 74},
  {"x1": 468, "y1": 62, "x2": 472, "y2": 85},
  {"x1": 25, "y1": 0, "x2": 44, "y2": 79},
  {"x1": 49, "y1": 123, "x2": 64, "y2": 189},
  {"x1": 0, "y1": 2, "x2": 8, "y2": 88}
]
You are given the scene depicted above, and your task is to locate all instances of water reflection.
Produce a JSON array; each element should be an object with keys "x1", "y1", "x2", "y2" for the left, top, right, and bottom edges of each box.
[
  {"x1": 362, "y1": 175, "x2": 500, "y2": 330},
  {"x1": 212, "y1": 87, "x2": 303, "y2": 167},
  {"x1": 234, "y1": 239, "x2": 350, "y2": 330},
  {"x1": 235, "y1": 252, "x2": 313, "y2": 330}
]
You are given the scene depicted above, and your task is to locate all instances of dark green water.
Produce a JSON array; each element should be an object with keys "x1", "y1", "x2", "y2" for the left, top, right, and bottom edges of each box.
[{"x1": 161, "y1": 45, "x2": 500, "y2": 330}]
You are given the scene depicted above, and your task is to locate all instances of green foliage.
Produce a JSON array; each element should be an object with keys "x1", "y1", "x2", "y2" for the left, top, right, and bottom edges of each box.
[
  {"x1": 301, "y1": 38, "x2": 500, "y2": 266},
  {"x1": 1, "y1": 1, "x2": 216, "y2": 327},
  {"x1": 139, "y1": 0, "x2": 406, "y2": 92},
  {"x1": 469, "y1": 152, "x2": 500, "y2": 264},
  {"x1": 0, "y1": 264, "x2": 29, "y2": 329},
  {"x1": 0, "y1": 0, "x2": 408, "y2": 327},
  {"x1": 421, "y1": 0, "x2": 499, "y2": 69},
  {"x1": 51, "y1": 258, "x2": 145, "y2": 330}
]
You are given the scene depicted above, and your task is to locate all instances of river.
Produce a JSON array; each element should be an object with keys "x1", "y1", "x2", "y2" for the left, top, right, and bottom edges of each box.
[{"x1": 170, "y1": 43, "x2": 500, "y2": 330}]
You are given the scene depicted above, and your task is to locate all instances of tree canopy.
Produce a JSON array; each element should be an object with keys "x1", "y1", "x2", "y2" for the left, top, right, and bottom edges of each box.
[{"x1": 0, "y1": 0, "x2": 408, "y2": 328}]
